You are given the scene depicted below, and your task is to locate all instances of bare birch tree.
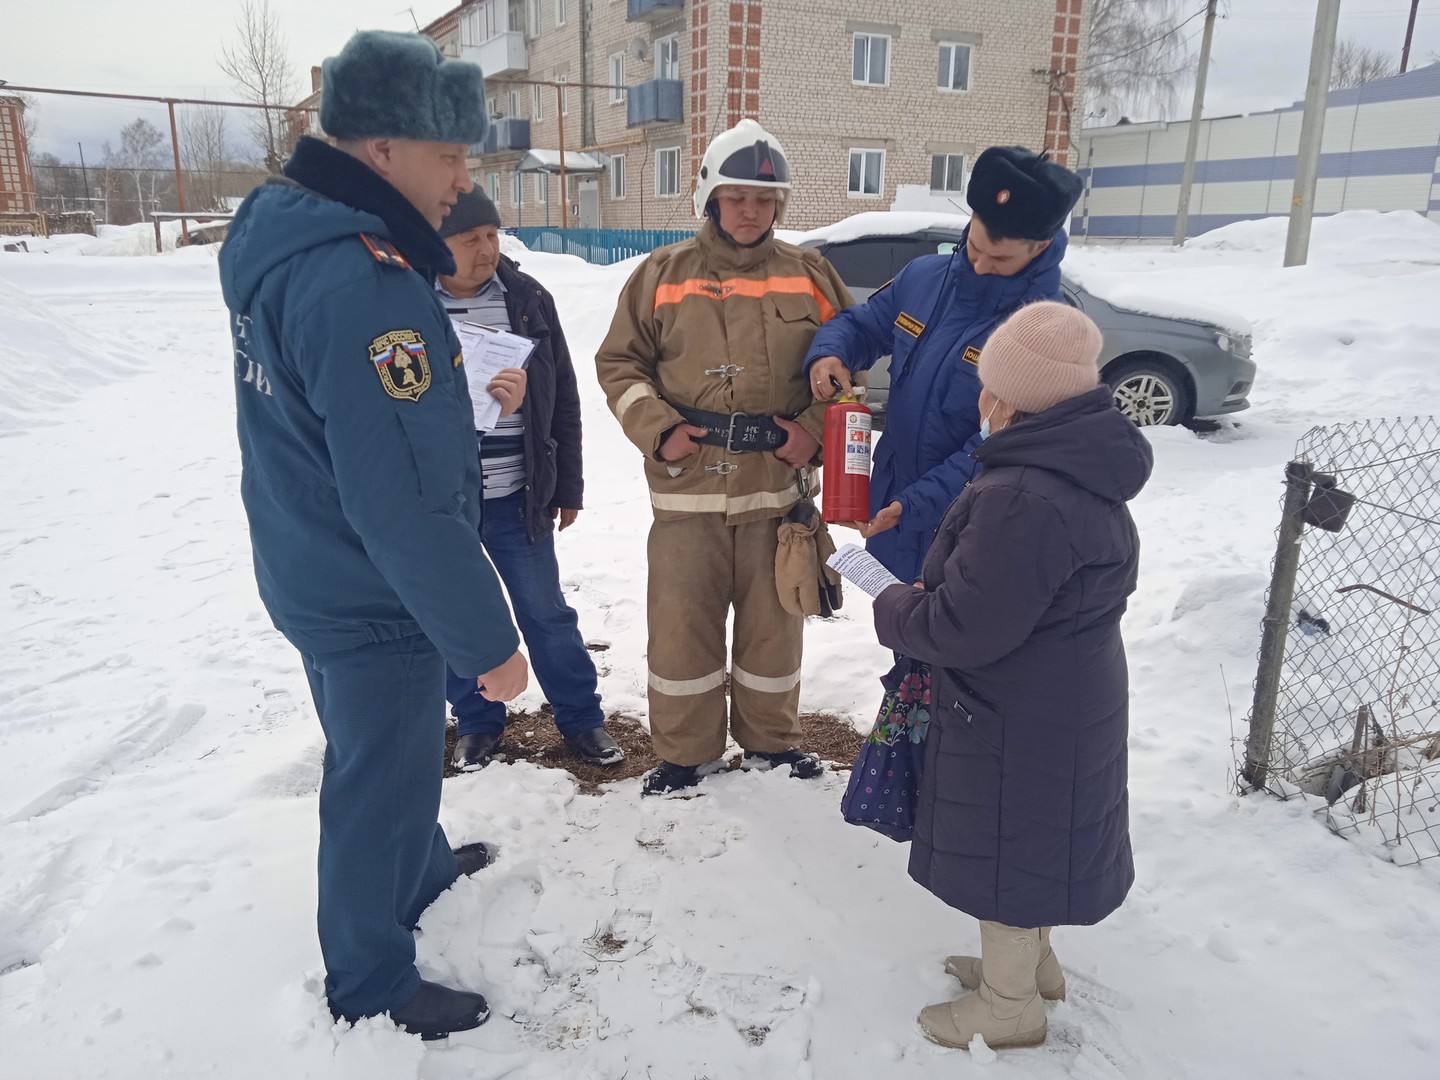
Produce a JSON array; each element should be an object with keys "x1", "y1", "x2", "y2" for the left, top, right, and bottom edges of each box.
[
  {"x1": 181, "y1": 107, "x2": 233, "y2": 211},
  {"x1": 218, "y1": 0, "x2": 297, "y2": 173},
  {"x1": 1084, "y1": 0, "x2": 1201, "y2": 123},
  {"x1": 1330, "y1": 38, "x2": 1396, "y2": 89}
]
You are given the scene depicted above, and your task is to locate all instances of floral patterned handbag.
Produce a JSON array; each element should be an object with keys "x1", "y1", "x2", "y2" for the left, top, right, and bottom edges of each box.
[{"x1": 840, "y1": 658, "x2": 931, "y2": 842}]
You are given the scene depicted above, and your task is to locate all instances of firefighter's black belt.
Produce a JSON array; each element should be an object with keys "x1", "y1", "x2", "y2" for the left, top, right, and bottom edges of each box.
[{"x1": 671, "y1": 403, "x2": 791, "y2": 453}]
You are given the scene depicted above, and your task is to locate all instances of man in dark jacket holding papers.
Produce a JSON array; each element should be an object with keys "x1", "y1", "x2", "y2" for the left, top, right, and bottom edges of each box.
[{"x1": 436, "y1": 188, "x2": 623, "y2": 770}]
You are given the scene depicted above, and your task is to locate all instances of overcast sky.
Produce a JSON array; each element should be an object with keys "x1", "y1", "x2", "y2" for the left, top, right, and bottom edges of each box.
[{"x1": 3, "y1": 1, "x2": 1438, "y2": 162}]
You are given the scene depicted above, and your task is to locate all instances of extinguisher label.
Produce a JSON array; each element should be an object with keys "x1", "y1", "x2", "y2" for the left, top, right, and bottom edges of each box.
[{"x1": 844, "y1": 412, "x2": 872, "y2": 476}]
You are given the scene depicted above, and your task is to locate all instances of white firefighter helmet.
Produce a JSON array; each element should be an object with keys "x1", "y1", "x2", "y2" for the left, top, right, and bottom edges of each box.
[{"x1": 692, "y1": 118, "x2": 792, "y2": 220}]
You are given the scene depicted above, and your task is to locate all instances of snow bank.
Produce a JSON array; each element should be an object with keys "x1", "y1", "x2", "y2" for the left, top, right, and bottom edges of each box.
[
  {"x1": 21, "y1": 220, "x2": 219, "y2": 257},
  {"x1": 1187, "y1": 210, "x2": 1440, "y2": 266},
  {"x1": 0, "y1": 276, "x2": 141, "y2": 436}
]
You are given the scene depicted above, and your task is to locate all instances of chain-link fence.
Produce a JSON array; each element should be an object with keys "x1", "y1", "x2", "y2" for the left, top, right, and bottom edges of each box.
[{"x1": 1240, "y1": 417, "x2": 1440, "y2": 865}]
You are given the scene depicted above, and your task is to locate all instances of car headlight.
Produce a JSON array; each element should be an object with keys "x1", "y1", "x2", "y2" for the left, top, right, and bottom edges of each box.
[{"x1": 1215, "y1": 331, "x2": 1252, "y2": 357}]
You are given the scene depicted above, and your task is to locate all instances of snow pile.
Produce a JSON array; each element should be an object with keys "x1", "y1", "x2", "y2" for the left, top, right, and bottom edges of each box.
[
  {"x1": 21, "y1": 220, "x2": 218, "y2": 257},
  {"x1": 0, "y1": 275, "x2": 140, "y2": 435},
  {"x1": 1186, "y1": 209, "x2": 1440, "y2": 267}
]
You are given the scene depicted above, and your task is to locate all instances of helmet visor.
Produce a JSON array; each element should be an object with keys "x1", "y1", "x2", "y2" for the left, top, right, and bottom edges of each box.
[{"x1": 718, "y1": 140, "x2": 790, "y2": 184}]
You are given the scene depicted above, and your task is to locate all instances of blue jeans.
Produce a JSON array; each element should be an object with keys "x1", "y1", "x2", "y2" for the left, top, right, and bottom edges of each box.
[
  {"x1": 302, "y1": 633, "x2": 458, "y2": 1020},
  {"x1": 446, "y1": 490, "x2": 603, "y2": 738}
]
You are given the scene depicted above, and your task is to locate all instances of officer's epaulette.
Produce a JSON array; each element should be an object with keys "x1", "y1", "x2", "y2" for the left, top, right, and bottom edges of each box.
[{"x1": 359, "y1": 232, "x2": 412, "y2": 271}]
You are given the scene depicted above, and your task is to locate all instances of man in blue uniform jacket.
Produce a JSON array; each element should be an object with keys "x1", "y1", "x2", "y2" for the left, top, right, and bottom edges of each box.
[
  {"x1": 806, "y1": 146, "x2": 1085, "y2": 584},
  {"x1": 219, "y1": 30, "x2": 526, "y2": 1040}
]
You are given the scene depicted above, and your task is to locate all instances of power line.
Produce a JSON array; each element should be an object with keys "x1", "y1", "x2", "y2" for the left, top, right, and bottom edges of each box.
[
  {"x1": 1089, "y1": 5, "x2": 1212, "y2": 70},
  {"x1": 1232, "y1": 5, "x2": 1439, "y2": 18}
]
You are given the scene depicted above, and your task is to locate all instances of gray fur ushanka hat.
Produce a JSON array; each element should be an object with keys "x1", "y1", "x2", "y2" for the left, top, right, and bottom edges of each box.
[{"x1": 321, "y1": 30, "x2": 489, "y2": 145}]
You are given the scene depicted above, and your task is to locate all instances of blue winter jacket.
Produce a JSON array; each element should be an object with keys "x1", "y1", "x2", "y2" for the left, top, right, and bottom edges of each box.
[
  {"x1": 218, "y1": 137, "x2": 519, "y2": 677},
  {"x1": 804, "y1": 226, "x2": 1067, "y2": 582}
]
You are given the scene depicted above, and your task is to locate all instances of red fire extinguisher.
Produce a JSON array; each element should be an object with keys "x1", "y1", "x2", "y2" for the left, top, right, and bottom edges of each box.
[{"x1": 822, "y1": 393, "x2": 872, "y2": 523}]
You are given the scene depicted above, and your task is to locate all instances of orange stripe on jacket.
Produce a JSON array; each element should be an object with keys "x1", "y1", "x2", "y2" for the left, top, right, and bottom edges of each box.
[{"x1": 653, "y1": 276, "x2": 837, "y2": 323}]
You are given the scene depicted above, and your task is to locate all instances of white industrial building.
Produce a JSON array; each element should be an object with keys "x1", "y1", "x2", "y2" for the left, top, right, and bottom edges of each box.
[{"x1": 1073, "y1": 62, "x2": 1440, "y2": 241}]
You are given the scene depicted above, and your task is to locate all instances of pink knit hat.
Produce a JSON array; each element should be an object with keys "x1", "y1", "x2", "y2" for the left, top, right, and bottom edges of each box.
[{"x1": 977, "y1": 301, "x2": 1103, "y2": 414}]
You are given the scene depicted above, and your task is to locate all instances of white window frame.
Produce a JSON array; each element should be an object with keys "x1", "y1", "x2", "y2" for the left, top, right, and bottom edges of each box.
[
  {"x1": 655, "y1": 146, "x2": 680, "y2": 197},
  {"x1": 528, "y1": 0, "x2": 541, "y2": 36},
  {"x1": 938, "y1": 42, "x2": 973, "y2": 93},
  {"x1": 535, "y1": 171, "x2": 550, "y2": 204},
  {"x1": 487, "y1": 172, "x2": 501, "y2": 202},
  {"x1": 509, "y1": 89, "x2": 522, "y2": 116},
  {"x1": 512, "y1": 171, "x2": 523, "y2": 206},
  {"x1": 852, "y1": 32, "x2": 890, "y2": 87},
  {"x1": 655, "y1": 34, "x2": 680, "y2": 81},
  {"x1": 533, "y1": 83, "x2": 544, "y2": 121},
  {"x1": 555, "y1": 0, "x2": 566, "y2": 26},
  {"x1": 930, "y1": 152, "x2": 966, "y2": 193},
  {"x1": 847, "y1": 148, "x2": 885, "y2": 198},
  {"x1": 611, "y1": 153, "x2": 626, "y2": 199},
  {"x1": 609, "y1": 53, "x2": 626, "y2": 104}
]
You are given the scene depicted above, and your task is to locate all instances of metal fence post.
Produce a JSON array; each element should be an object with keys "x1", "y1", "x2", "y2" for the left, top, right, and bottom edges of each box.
[{"x1": 1243, "y1": 460, "x2": 1315, "y2": 790}]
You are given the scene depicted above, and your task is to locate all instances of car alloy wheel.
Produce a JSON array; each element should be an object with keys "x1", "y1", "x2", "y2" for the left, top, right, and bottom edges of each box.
[{"x1": 1106, "y1": 360, "x2": 1191, "y2": 427}]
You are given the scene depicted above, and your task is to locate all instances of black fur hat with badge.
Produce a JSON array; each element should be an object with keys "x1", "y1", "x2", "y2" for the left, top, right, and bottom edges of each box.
[
  {"x1": 321, "y1": 30, "x2": 489, "y2": 145},
  {"x1": 966, "y1": 146, "x2": 1084, "y2": 241}
]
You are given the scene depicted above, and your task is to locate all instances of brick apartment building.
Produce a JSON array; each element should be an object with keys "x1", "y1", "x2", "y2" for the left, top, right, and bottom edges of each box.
[
  {"x1": 432, "y1": 0, "x2": 1087, "y2": 231},
  {"x1": 0, "y1": 95, "x2": 37, "y2": 215},
  {"x1": 291, "y1": 0, "x2": 1087, "y2": 232}
]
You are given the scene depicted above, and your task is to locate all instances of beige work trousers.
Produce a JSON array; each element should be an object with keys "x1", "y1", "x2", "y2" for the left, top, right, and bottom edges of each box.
[{"x1": 646, "y1": 514, "x2": 804, "y2": 766}]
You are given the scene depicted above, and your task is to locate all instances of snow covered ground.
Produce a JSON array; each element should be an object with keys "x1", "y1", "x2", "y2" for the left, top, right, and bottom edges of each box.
[{"x1": 2, "y1": 212, "x2": 1440, "y2": 1078}]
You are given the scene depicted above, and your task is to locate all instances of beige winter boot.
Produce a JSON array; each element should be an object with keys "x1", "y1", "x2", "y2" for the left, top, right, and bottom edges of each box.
[
  {"x1": 919, "y1": 921, "x2": 1048, "y2": 1050},
  {"x1": 943, "y1": 926, "x2": 1066, "y2": 1001}
]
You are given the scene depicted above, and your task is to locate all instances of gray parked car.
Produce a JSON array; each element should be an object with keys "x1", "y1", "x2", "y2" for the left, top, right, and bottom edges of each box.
[{"x1": 798, "y1": 223, "x2": 1256, "y2": 426}]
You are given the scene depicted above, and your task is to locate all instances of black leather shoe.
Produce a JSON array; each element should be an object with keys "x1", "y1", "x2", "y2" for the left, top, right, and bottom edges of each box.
[
  {"x1": 742, "y1": 748, "x2": 825, "y2": 779},
  {"x1": 453, "y1": 730, "x2": 503, "y2": 770},
  {"x1": 453, "y1": 841, "x2": 494, "y2": 877},
  {"x1": 388, "y1": 979, "x2": 490, "y2": 1041},
  {"x1": 641, "y1": 760, "x2": 703, "y2": 796},
  {"x1": 564, "y1": 727, "x2": 625, "y2": 766}
]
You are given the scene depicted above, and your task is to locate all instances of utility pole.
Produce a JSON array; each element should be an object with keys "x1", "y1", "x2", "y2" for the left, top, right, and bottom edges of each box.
[
  {"x1": 77, "y1": 142, "x2": 90, "y2": 207},
  {"x1": 1284, "y1": 0, "x2": 1342, "y2": 269},
  {"x1": 1400, "y1": 0, "x2": 1419, "y2": 73},
  {"x1": 1172, "y1": 0, "x2": 1219, "y2": 246}
]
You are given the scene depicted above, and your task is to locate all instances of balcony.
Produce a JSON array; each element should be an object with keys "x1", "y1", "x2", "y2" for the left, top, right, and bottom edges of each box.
[
  {"x1": 461, "y1": 31, "x2": 527, "y2": 78},
  {"x1": 474, "y1": 118, "x2": 531, "y2": 157},
  {"x1": 627, "y1": 0, "x2": 684, "y2": 21},
  {"x1": 627, "y1": 78, "x2": 683, "y2": 127}
]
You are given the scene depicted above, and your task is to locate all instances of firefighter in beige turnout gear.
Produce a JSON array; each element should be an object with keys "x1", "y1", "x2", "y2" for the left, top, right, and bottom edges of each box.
[{"x1": 596, "y1": 119, "x2": 854, "y2": 795}]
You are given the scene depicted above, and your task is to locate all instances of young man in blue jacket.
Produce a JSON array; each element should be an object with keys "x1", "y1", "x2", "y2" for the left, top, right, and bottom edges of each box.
[
  {"x1": 806, "y1": 146, "x2": 1084, "y2": 584},
  {"x1": 435, "y1": 188, "x2": 624, "y2": 770},
  {"x1": 219, "y1": 31, "x2": 526, "y2": 1040}
]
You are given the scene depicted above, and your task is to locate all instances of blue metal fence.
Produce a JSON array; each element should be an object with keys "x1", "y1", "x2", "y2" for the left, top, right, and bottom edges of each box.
[{"x1": 510, "y1": 227, "x2": 695, "y2": 265}]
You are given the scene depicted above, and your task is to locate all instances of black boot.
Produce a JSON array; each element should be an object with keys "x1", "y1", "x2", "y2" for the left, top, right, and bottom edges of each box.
[
  {"x1": 453, "y1": 841, "x2": 494, "y2": 877},
  {"x1": 641, "y1": 760, "x2": 704, "y2": 796},
  {"x1": 564, "y1": 726, "x2": 626, "y2": 765},
  {"x1": 742, "y1": 748, "x2": 824, "y2": 779},
  {"x1": 453, "y1": 730, "x2": 503, "y2": 770},
  {"x1": 387, "y1": 979, "x2": 490, "y2": 1040}
]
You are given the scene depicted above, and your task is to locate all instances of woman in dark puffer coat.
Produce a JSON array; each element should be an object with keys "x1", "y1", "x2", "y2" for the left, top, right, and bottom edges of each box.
[{"x1": 873, "y1": 300, "x2": 1152, "y2": 1052}]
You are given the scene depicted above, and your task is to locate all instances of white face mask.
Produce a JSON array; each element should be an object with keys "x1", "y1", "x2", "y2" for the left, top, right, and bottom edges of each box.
[{"x1": 979, "y1": 402, "x2": 999, "y2": 441}]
